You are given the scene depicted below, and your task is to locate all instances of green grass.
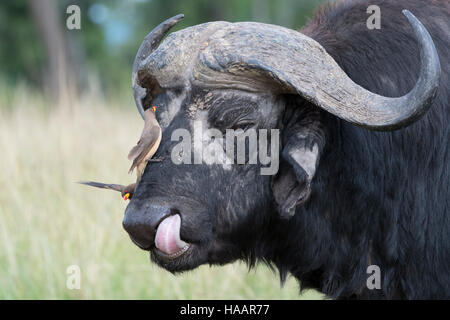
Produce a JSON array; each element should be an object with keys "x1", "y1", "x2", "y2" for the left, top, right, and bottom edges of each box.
[{"x1": 0, "y1": 91, "x2": 322, "y2": 299}]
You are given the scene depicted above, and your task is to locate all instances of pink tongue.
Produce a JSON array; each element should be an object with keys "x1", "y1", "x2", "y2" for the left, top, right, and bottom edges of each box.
[{"x1": 155, "y1": 214, "x2": 187, "y2": 255}]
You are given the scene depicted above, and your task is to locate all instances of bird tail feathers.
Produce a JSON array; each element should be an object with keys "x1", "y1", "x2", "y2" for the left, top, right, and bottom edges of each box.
[{"x1": 78, "y1": 181, "x2": 124, "y2": 193}]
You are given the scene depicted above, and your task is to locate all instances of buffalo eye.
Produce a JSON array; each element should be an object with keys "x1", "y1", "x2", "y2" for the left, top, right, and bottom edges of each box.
[
  {"x1": 230, "y1": 119, "x2": 255, "y2": 132},
  {"x1": 208, "y1": 99, "x2": 258, "y2": 132}
]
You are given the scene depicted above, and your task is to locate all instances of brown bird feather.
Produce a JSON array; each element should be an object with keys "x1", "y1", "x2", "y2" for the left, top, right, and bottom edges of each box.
[
  {"x1": 78, "y1": 181, "x2": 136, "y2": 198},
  {"x1": 128, "y1": 107, "x2": 162, "y2": 177}
]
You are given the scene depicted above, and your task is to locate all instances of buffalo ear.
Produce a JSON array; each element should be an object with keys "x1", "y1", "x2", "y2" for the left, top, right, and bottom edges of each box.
[{"x1": 271, "y1": 105, "x2": 324, "y2": 219}]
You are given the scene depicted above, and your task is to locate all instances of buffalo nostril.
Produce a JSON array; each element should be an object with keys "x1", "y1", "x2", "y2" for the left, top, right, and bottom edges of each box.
[
  {"x1": 122, "y1": 218, "x2": 154, "y2": 250},
  {"x1": 122, "y1": 201, "x2": 172, "y2": 250}
]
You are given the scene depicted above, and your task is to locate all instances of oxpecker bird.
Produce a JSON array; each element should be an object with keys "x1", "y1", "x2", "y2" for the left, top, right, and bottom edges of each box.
[
  {"x1": 78, "y1": 106, "x2": 162, "y2": 201},
  {"x1": 128, "y1": 106, "x2": 162, "y2": 181}
]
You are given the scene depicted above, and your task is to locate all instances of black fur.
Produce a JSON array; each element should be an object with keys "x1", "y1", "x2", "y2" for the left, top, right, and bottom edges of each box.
[
  {"x1": 281, "y1": 0, "x2": 450, "y2": 299},
  {"x1": 127, "y1": 0, "x2": 449, "y2": 299}
]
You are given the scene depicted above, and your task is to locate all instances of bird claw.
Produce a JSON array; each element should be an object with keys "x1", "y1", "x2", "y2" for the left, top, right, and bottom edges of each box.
[{"x1": 147, "y1": 157, "x2": 164, "y2": 163}]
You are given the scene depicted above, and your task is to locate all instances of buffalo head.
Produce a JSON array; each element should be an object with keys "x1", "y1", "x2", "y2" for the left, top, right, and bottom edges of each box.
[{"x1": 122, "y1": 12, "x2": 440, "y2": 273}]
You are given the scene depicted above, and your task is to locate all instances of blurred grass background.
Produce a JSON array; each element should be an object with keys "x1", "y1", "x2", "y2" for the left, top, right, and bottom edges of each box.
[
  {"x1": 0, "y1": 0, "x2": 328, "y2": 299},
  {"x1": 0, "y1": 89, "x2": 322, "y2": 299}
]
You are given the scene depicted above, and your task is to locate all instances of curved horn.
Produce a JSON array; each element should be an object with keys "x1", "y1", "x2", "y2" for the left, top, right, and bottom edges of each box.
[
  {"x1": 132, "y1": 14, "x2": 184, "y2": 119},
  {"x1": 198, "y1": 10, "x2": 441, "y2": 131}
]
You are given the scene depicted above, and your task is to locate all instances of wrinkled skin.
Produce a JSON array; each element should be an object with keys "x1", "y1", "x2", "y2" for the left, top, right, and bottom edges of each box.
[
  {"x1": 126, "y1": 86, "x2": 320, "y2": 272},
  {"x1": 122, "y1": 0, "x2": 449, "y2": 299}
]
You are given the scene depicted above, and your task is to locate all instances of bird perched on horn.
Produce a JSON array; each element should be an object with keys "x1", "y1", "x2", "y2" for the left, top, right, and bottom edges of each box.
[
  {"x1": 78, "y1": 106, "x2": 162, "y2": 201},
  {"x1": 128, "y1": 105, "x2": 162, "y2": 181},
  {"x1": 77, "y1": 10, "x2": 172, "y2": 202}
]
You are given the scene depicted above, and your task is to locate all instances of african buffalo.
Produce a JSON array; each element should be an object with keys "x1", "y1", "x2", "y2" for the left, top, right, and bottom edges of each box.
[{"x1": 122, "y1": 0, "x2": 449, "y2": 299}]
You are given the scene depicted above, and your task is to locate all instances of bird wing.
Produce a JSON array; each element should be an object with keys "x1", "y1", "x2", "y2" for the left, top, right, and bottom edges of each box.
[
  {"x1": 128, "y1": 109, "x2": 158, "y2": 159},
  {"x1": 128, "y1": 125, "x2": 161, "y2": 173},
  {"x1": 78, "y1": 181, "x2": 125, "y2": 193}
]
